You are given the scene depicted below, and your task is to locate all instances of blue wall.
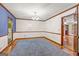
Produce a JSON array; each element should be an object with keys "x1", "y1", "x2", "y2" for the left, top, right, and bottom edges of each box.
[{"x1": 0, "y1": 5, "x2": 16, "y2": 36}]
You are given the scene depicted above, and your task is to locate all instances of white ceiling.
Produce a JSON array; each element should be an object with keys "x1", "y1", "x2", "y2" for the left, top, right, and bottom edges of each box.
[{"x1": 3, "y1": 3, "x2": 76, "y2": 20}]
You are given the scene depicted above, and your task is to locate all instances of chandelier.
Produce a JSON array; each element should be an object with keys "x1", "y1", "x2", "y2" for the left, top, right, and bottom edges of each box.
[{"x1": 32, "y1": 11, "x2": 40, "y2": 20}]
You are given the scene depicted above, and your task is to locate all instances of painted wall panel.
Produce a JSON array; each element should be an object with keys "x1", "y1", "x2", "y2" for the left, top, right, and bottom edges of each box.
[
  {"x1": 16, "y1": 19, "x2": 45, "y2": 31},
  {"x1": 13, "y1": 32, "x2": 44, "y2": 40},
  {"x1": 0, "y1": 36, "x2": 8, "y2": 52}
]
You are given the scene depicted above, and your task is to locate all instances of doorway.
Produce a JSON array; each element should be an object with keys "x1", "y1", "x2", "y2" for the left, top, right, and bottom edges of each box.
[
  {"x1": 61, "y1": 14, "x2": 78, "y2": 52},
  {"x1": 8, "y1": 17, "x2": 13, "y2": 43}
]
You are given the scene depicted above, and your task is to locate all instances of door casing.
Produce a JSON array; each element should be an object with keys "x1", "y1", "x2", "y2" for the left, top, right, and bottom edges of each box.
[{"x1": 61, "y1": 13, "x2": 78, "y2": 54}]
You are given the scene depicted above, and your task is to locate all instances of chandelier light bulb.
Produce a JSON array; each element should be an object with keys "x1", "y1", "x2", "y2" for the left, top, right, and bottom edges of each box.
[{"x1": 32, "y1": 11, "x2": 40, "y2": 20}]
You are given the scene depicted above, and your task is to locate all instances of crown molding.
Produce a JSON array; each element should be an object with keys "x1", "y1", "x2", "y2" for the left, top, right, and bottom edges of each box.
[
  {"x1": 45, "y1": 3, "x2": 79, "y2": 21},
  {"x1": 16, "y1": 18, "x2": 45, "y2": 22},
  {"x1": 0, "y1": 3, "x2": 16, "y2": 18}
]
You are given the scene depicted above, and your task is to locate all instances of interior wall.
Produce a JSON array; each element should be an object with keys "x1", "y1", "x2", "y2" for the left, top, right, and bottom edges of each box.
[
  {"x1": 45, "y1": 7, "x2": 77, "y2": 44},
  {"x1": 16, "y1": 19, "x2": 46, "y2": 31},
  {"x1": 0, "y1": 36, "x2": 8, "y2": 52},
  {"x1": 0, "y1": 6, "x2": 16, "y2": 36},
  {"x1": 14, "y1": 19, "x2": 46, "y2": 39},
  {"x1": 0, "y1": 5, "x2": 16, "y2": 52}
]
